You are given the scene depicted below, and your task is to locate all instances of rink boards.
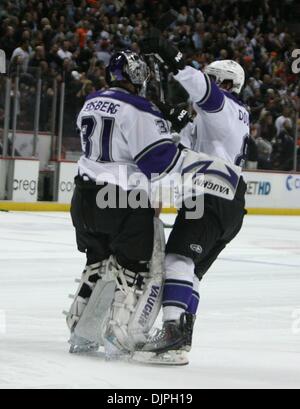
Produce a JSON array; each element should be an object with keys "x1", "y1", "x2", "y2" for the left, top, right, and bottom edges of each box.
[{"x1": 0, "y1": 166, "x2": 300, "y2": 215}]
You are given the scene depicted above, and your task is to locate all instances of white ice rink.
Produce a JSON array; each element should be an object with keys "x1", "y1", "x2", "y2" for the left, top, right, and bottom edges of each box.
[{"x1": 0, "y1": 211, "x2": 299, "y2": 389}]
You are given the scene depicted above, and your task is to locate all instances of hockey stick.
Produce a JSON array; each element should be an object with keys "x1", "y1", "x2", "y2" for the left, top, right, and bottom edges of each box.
[
  {"x1": 149, "y1": 10, "x2": 179, "y2": 229},
  {"x1": 153, "y1": 59, "x2": 165, "y2": 103},
  {"x1": 0, "y1": 49, "x2": 6, "y2": 74},
  {"x1": 155, "y1": 9, "x2": 179, "y2": 33},
  {"x1": 147, "y1": 10, "x2": 179, "y2": 104}
]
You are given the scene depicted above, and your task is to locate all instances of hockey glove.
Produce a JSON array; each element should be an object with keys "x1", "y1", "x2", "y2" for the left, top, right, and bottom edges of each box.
[
  {"x1": 157, "y1": 101, "x2": 192, "y2": 133},
  {"x1": 140, "y1": 37, "x2": 185, "y2": 74}
]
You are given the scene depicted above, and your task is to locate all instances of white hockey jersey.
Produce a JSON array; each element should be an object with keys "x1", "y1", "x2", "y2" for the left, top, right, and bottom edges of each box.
[
  {"x1": 175, "y1": 66, "x2": 250, "y2": 167},
  {"x1": 77, "y1": 87, "x2": 182, "y2": 190}
]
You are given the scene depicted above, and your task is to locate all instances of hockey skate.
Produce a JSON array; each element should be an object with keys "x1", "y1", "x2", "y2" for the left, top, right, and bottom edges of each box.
[
  {"x1": 69, "y1": 333, "x2": 100, "y2": 354},
  {"x1": 142, "y1": 313, "x2": 196, "y2": 353},
  {"x1": 133, "y1": 313, "x2": 196, "y2": 366}
]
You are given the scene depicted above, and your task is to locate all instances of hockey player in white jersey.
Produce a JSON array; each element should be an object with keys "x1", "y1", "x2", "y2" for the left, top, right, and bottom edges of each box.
[
  {"x1": 66, "y1": 48, "x2": 243, "y2": 359},
  {"x1": 140, "y1": 39, "x2": 249, "y2": 363},
  {"x1": 66, "y1": 50, "x2": 195, "y2": 355}
]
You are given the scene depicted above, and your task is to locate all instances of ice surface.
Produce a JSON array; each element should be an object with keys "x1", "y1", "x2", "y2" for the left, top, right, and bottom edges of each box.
[{"x1": 0, "y1": 211, "x2": 299, "y2": 389}]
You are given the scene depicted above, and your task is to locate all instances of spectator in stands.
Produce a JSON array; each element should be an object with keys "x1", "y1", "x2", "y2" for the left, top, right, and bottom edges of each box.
[
  {"x1": 0, "y1": 25, "x2": 16, "y2": 60},
  {"x1": 275, "y1": 107, "x2": 293, "y2": 136},
  {"x1": 273, "y1": 119, "x2": 295, "y2": 170},
  {"x1": 11, "y1": 40, "x2": 31, "y2": 73},
  {"x1": 247, "y1": 112, "x2": 274, "y2": 170},
  {"x1": 0, "y1": 0, "x2": 298, "y2": 169},
  {"x1": 246, "y1": 124, "x2": 259, "y2": 170},
  {"x1": 57, "y1": 41, "x2": 73, "y2": 62}
]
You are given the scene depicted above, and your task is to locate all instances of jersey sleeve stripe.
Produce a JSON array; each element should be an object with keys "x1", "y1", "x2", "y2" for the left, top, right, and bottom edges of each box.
[
  {"x1": 134, "y1": 139, "x2": 174, "y2": 163},
  {"x1": 196, "y1": 73, "x2": 212, "y2": 105},
  {"x1": 135, "y1": 142, "x2": 179, "y2": 179},
  {"x1": 197, "y1": 81, "x2": 225, "y2": 113}
]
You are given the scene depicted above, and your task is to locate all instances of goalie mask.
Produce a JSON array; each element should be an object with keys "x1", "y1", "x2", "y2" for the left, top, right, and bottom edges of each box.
[{"x1": 106, "y1": 51, "x2": 150, "y2": 94}]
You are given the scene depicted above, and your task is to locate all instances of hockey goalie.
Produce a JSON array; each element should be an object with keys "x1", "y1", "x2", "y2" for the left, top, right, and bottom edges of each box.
[
  {"x1": 65, "y1": 51, "x2": 173, "y2": 358},
  {"x1": 65, "y1": 50, "x2": 243, "y2": 364}
]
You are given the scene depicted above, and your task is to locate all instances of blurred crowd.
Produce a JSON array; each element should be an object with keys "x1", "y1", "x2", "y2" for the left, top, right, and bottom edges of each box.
[{"x1": 0, "y1": 0, "x2": 299, "y2": 170}]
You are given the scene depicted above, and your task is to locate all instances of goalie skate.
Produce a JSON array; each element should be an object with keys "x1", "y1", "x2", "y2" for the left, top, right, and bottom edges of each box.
[{"x1": 69, "y1": 333, "x2": 100, "y2": 354}]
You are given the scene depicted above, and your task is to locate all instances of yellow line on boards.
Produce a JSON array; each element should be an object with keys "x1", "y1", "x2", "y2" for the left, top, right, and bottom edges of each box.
[{"x1": 0, "y1": 202, "x2": 70, "y2": 212}]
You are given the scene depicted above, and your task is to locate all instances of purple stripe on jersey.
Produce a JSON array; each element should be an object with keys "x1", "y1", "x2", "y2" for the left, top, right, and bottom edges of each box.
[
  {"x1": 223, "y1": 91, "x2": 247, "y2": 108},
  {"x1": 100, "y1": 117, "x2": 114, "y2": 162},
  {"x1": 197, "y1": 81, "x2": 225, "y2": 113},
  {"x1": 86, "y1": 89, "x2": 164, "y2": 119},
  {"x1": 136, "y1": 142, "x2": 178, "y2": 179},
  {"x1": 162, "y1": 279, "x2": 194, "y2": 311},
  {"x1": 187, "y1": 291, "x2": 200, "y2": 315},
  {"x1": 182, "y1": 160, "x2": 240, "y2": 190}
]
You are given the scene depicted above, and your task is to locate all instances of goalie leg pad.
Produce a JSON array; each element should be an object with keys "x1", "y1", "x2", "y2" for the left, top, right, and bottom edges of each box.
[
  {"x1": 66, "y1": 262, "x2": 105, "y2": 331},
  {"x1": 127, "y1": 217, "x2": 166, "y2": 345},
  {"x1": 105, "y1": 265, "x2": 143, "y2": 352},
  {"x1": 74, "y1": 279, "x2": 116, "y2": 345},
  {"x1": 67, "y1": 258, "x2": 120, "y2": 347},
  {"x1": 127, "y1": 278, "x2": 163, "y2": 346},
  {"x1": 106, "y1": 218, "x2": 166, "y2": 351}
]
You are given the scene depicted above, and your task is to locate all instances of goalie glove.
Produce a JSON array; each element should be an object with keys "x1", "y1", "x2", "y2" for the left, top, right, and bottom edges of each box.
[
  {"x1": 156, "y1": 101, "x2": 192, "y2": 133},
  {"x1": 140, "y1": 37, "x2": 185, "y2": 74}
]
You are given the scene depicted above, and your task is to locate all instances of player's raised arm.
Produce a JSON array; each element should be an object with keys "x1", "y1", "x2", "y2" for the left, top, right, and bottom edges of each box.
[
  {"x1": 174, "y1": 66, "x2": 225, "y2": 113},
  {"x1": 140, "y1": 38, "x2": 244, "y2": 115}
]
